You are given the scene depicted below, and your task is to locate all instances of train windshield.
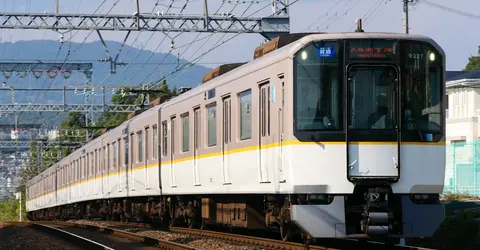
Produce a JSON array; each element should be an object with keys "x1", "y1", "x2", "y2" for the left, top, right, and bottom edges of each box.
[
  {"x1": 294, "y1": 41, "x2": 342, "y2": 131},
  {"x1": 347, "y1": 66, "x2": 398, "y2": 130},
  {"x1": 294, "y1": 39, "x2": 444, "y2": 140},
  {"x1": 401, "y1": 41, "x2": 443, "y2": 134}
]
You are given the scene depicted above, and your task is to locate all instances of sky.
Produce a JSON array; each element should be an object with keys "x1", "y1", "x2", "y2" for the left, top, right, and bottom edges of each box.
[{"x1": 0, "y1": 0, "x2": 479, "y2": 71}]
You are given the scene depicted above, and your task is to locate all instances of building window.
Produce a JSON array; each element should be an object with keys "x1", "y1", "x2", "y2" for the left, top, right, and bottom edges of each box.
[
  {"x1": 153, "y1": 125, "x2": 158, "y2": 159},
  {"x1": 182, "y1": 113, "x2": 190, "y2": 152},
  {"x1": 207, "y1": 103, "x2": 217, "y2": 146},
  {"x1": 162, "y1": 121, "x2": 168, "y2": 157},
  {"x1": 137, "y1": 131, "x2": 143, "y2": 162},
  {"x1": 240, "y1": 90, "x2": 252, "y2": 140}
]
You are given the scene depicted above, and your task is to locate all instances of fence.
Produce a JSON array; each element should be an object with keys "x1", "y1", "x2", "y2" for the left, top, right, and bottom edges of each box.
[{"x1": 444, "y1": 140, "x2": 480, "y2": 196}]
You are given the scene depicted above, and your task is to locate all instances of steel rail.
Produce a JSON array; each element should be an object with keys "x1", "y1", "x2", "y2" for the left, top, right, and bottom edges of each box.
[
  {"x1": 170, "y1": 226, "x2": 336, "y2": 250},
  {"x1": 52, "y1": 221, "x2": 199, "y2": 250},
  {"x1": 6, "y1": 221, "x2": 113, "y2": 250}
]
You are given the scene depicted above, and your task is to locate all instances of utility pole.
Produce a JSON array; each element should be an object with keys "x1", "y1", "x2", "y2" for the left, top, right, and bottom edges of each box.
[
  {"x1": 403, "y1": 0, "x2": 419, "y2": 34},
  {"x1": 135, "y1": 0, "x2": 140, "y2": 29},
  {"x1": 403, "y1": 0, "x2": 409, "y2": 34}
]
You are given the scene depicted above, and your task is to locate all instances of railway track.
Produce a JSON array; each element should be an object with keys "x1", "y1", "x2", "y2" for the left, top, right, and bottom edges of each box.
[
  {"x1": 54, "y1": 220, "x2": 436, "y2": 250},
  {"x1": 6, "y1": 221, "x2": 113, "y2": 250},
  {"x1": 170, "y1": 226, "x2": 333, "y2": 250},
  {"x1": 48, "y1": 221, "x2": 199, "y2": 250},
  {"x1": 169, "y1": 227, "x2": 436, "y2": 250}
]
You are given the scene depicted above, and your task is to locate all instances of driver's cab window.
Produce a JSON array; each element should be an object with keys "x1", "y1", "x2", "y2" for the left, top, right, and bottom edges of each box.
[
  {"x1": 294, "y1": 41, "x2": 341, "y2": 131},
  {"x1": 348, "y1": 67, "x2": 397, "y2": 129}
]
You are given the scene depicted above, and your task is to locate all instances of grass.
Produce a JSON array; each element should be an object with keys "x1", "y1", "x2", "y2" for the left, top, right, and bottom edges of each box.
[{"x1": 441, "y1": 192, "x2": 480, "y2": 201}]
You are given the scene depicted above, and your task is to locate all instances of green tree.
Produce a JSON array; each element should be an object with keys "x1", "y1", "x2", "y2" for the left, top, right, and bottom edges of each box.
[{"x1": 463, "y1": 46, "x2": 480, "y2": 71}]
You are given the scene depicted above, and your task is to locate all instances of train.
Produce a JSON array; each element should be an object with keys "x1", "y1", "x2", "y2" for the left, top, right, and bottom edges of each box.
[{"x1": 26, "y1": 30, "x2": 447, "y2": 241}]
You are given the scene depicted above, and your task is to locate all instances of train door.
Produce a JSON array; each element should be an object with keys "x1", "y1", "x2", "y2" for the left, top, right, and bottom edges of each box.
[
  {"x1": 259, "y1": 83, "x2": 270, "y2": 183},
  {"x1": 278, "y1": 80, "x2": 286, "y2": 183},
  {"x1": 101, "y1": 148, "x2": 105, "y2": 195},
  {"x1": 346, "y1": 65, "x2": 400, "y2": 180},
  {"x1": 106, "y1": 145, "x2": 110, "y2": 195},
  {"x1": 222, "y1": 97, "x2": 231, "y2": 184},
  {"x1": 170, "y1": 117, "x2": 177, "y2": 187},
  {"x1": 145, "y1": 127, "x2": 150, "y2": 189},
  {"x1": 130, "y1": 133, "x2": 134, "y2": 191},
  {"x1": 193, "y1": 108, "x2": 201, "y2": 186}
]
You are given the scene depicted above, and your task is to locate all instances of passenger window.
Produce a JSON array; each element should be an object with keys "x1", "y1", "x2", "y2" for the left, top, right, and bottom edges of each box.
[
  {"x1": 182, "y1": 113, "x2": 190, "y2": 152},
  {"x1": 153, "y1": 125, "x2": 158, "y2": 159},
  {"x1": 207, "y1": 103, "x2": 217, "y2": 146},
  {"x1": 118, "y1": 139, "x2": 122, "y2": 170},
  {"x1": 91, "y1": 152, "x2": 94, "y2": 176},
  {"x1": 239, "y1": 90, "x2": 252, "y2": 140},
  {"x1": 86, "y1": 154, "x2": 90, "y2": 177},
  {"x1": 125, "y1": 136, "x2": 129, "y2": 167},
  {"x1": 162, "y1": 122, "x2": 168, "y2": 157},
  {"x1": 130, "y1": 133, "x2": 134, "y2": 163},
  {"x1": 137, "y1": 131, "x2": 143, "y2": 162},
  {"x1": 223, "y1": 98, "x2": 231, "y2": 143},
  {"x1": 113, "y1": 142, "x2": 117, "y2": 171},
  {"x1": 145, "y1": 127, "x2": 149, "y2": 160}
]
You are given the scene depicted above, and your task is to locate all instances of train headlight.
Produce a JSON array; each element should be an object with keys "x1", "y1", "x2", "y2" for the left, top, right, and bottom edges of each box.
[
  {"x1": 301, "y1": 51, "x2": 308, "y2": 60},
  {"x1": 429, "y1": 52, "x2": 436, "y2": 62}
]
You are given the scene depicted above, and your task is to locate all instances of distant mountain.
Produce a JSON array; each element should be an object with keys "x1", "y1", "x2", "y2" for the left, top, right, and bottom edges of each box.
[{"x1": 0, "y1": 40, "x2": 212, "y2": 127}]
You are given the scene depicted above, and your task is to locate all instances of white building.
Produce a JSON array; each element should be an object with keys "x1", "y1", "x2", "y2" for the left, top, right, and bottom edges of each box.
[
  {"x1": 446, "y1": 69, "x2": 480, "y2": 143},
  {"x1": 444, "y1": 69, "x2": 480, "y2": 195}
]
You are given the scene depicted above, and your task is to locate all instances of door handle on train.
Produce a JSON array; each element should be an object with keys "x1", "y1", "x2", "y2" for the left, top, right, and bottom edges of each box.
[
  {"x1": 348, "y1": 160, "x2": 357, "y2": 170},
  {"x1": 392, "y1": 158, "x2": 398, "y2": 168}
]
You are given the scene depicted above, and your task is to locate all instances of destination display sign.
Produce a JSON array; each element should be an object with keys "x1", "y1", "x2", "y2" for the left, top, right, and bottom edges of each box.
[{"x1": 347, "y1": 39, "x2": 397, "y2": 60}]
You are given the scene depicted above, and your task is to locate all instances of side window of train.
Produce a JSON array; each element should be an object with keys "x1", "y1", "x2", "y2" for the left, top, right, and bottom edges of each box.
[
  {"x1": 239, "y1": 89, "x2": 252, "y2": 140},
  {"x1": 86, "y1": 153, "x2": 90, "y2": 178},
  {"x1": 207, "y1": 102, "x2": 217, "y2": 147},
  {"x1": 145, "y1": 127, "x2": 149, "y2": 160},
  {"x1": 118, "y1": 139, "x2": 122, "y2": 170},
  {"x1": 162, "y1": 121, "x2": 168, "y2": 157},
  {"x1": 153, "y1": 125, "x2": 158, "y2": 159},
  {"x1": 107, "y1": 144, "x2": 111, "y2": 171},
  {"x1": 103, "y1": 147, "x2": 106, "y2": 173},
  {"x1": 113, "y1": 142, "x2": 117, "y2": 171},
  {"x1": 127, "y1": 135, "x2": 132, "y2": 167},
  {"x1": 137, "y1": 130, "x2": 144, "y2": 162},
  {"x1": 130, "y1": 133, "x2": 135, "y2": 163},
  {"x1": 181, "y1": 113, "x2": 190, "y2": 152},
  {"x1": 91, "y1": 152, "x2": 94, "y2": 177}
]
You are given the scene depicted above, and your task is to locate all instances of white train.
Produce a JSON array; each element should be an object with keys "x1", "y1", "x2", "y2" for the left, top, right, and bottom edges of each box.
[{"x1": 26, "y1": 31, "x2": 446, "y2": 241}]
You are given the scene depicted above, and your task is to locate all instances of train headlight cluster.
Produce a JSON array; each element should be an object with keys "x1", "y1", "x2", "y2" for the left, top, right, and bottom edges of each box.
[{"x1": 429, "y1": 52, "x2": 436, "y2": 62}]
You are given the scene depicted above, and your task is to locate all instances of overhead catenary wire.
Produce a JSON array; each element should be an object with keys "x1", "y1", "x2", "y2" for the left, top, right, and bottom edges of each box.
[
  {"x1": 138, "y1": 1, "x2": 237, "y2": 87},
  {"x1": 420, "y1": 0, "x2": 480, "y2": 20},
  {"x1": 162, "y1": 0, "x2": 300, "y2": 87}
]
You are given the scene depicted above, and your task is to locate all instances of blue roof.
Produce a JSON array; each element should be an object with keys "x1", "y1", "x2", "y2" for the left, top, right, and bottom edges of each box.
[
  {"x1": 446, "y1": 71, "x2": 465, "y2": 81},
  {"x1": 447, "y1": 69, "x2": 480, "y2": 82}
]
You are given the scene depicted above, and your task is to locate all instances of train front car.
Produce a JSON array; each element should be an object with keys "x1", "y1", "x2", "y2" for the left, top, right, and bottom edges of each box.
[{"x1": 287, "y1": 33, "x2": 446, "y2": 240}]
